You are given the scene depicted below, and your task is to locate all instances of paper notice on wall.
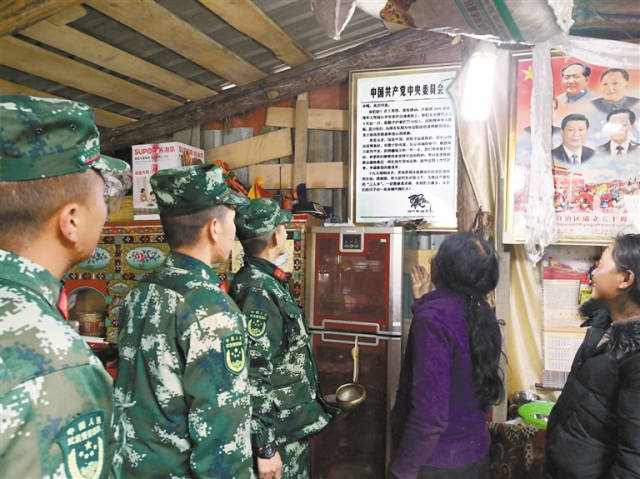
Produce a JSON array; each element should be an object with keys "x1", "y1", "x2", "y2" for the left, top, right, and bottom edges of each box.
[
  {"x1": 543, "y1": 331, "x2": 586, "y2": 371},
  {"x1": 543, "y1": 279, "x2": 583, "y2": 331},
  {"x1": 351, "y1": 66, "x2": 459, "y2": 227},
  {"x1": 541, "y1": 245, "x2": 601, "y2": 388}
]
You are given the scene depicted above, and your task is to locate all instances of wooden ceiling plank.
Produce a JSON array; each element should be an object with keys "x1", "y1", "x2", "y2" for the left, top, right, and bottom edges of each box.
[
  {"x1": 47, "y1": 5, "x2": 87, "y2": 26},
  {"x1": 0, "y1": 36, "x2": 181, "y2": 114},
  {"x1": 266, "y1": 107, "x2": 348, "y2": 131},
  {"x1": 198, "y1": 0, "x2": 311, "y2": 66},
  {"x1": 101, "y1": 30, "x2": 458, "y2": 150},
  {"x1": 89, "y1": 109, "x2": 137, "y2": 130},
  {"x1": 0, "y1": 78, "x2": 136, "y2": 128},
  {"x1": 87, "y1": 0, "x2": 265, "y2": 85},
  {"x1": 0, "y1": 0, "x2": 83, "y2": 37},
  {"x1": 21, "y1": 20, "x2": 216, "y2": 101}
]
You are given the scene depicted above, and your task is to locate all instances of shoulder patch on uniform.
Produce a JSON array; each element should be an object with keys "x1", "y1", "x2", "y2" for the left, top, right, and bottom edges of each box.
[
  {"x1": 222, "y1": 333, "x2": 246, "y2": 375},
  {"x1": 247, "y1": 309, "x2": 268, "y2": 339},
  {"x1": 56, "y1": 410, "x2": 106, "y2": 479}
]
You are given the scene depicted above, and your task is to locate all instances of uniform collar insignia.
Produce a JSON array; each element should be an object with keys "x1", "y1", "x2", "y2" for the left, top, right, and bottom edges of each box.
[{"x1": 272, "y1": 267, "x2": 288, "y2": 281}]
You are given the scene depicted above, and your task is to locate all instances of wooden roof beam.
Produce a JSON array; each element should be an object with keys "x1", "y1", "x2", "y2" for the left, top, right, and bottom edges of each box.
[
  {"x1": 87, "y1": 0, "x2": 266, "y2": 85},
  {"x1": 198, "y1": 0, "x2": 311, "y2": 66},
  {"x1": 0, "y1": 0, "x2": 83, "y2": 38},
  {"x1": 101, "y1": 29, "x2": 456, "y2": 151},
  {"x1": 20, "y1": 8, "x2": 216, "y2": 101},
  {"x1": 0, "y1": 78, "x2": 136, "y2": 129},
  {"x1": 0, "y1": 36, "x2": 181, "y2": 114}
]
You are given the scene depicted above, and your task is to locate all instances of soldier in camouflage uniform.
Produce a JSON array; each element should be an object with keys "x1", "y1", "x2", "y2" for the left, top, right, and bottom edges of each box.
[
  {"x1": 0, "y1": 96, "x2": 130, "y2": 478},
  {"x1": 230, "y1": 199, "x2": 338, "y2": 479},
  {"x1": 114, "y1": 164, "x2": 255, "y2": 479}
]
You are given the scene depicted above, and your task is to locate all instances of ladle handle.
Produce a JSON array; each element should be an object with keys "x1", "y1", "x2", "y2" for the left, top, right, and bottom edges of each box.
[{"x1": 351, "y1": 345, "x2": 359, "y2": 383}]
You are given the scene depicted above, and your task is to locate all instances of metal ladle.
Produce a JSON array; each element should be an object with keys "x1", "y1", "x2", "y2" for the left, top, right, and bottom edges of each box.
[{"x1": 335, "y1": 340, "x2": 367, "y2": 410}]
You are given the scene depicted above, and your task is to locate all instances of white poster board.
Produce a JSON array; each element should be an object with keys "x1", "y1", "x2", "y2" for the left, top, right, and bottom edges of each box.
[
  {"x1": 132, "y1": 142, "x2": 204, "y2": 220},
  {"x1": 349, "y1": 64, "x2": 459, "y2": 228}
]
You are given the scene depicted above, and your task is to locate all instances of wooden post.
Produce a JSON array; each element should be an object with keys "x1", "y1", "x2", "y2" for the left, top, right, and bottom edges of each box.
[{"x1": 294, "y1": 93, "x2": 308, "y2": 190}]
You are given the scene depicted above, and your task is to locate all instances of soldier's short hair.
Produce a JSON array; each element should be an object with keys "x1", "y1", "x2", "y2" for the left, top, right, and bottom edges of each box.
[
  {"x1": 161, "y1": 204, "x2": 231, "y2": 249},
  {"x1": 0, "y1": 171, "x2": 95, "y2": 251},
  {"x1": 239, "y1": 231, "x2": 274, "y2": 257}
]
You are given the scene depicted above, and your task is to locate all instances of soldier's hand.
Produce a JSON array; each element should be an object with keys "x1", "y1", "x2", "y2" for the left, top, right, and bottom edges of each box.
[{"x1": 257, "y1": 451, "x2": 283, "y2": 479}]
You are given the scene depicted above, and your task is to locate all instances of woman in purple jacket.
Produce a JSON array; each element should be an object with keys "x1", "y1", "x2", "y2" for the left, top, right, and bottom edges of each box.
[{"x1": 391, "y1": 232, "x2": 504, "y2": 479}]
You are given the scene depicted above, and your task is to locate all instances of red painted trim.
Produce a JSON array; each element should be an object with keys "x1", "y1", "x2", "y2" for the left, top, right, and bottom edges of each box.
[{"x1": 85, "y1": 153, "x2": 100, "y2": 164}]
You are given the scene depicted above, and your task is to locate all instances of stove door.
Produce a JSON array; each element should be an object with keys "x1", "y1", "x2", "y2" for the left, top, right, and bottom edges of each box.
[{"x1": 311, "y1": 330, "x2": 401, "y2": 479}]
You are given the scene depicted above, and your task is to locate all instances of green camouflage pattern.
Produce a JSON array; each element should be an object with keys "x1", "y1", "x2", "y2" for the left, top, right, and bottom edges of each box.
[
  {"x1": 0, "y1": 248, "x2": 117, "y2": 479},
  {"x1": 279, "y1": 440, "x2": 311, "y2": 479},
  {"x1": 150, "y1": 164, "x2": 249, "y2": 217},
  {"x1": 114, "y1": 251, "x2": 255, "y2": 479},
  {"x1": 0, "y1": 95, "x2": 128, "y2": 181},
  {"x1": 229, "y1": 256, "x2": 336, "y2": 475},
  {"x1": 235, "y1": 198, "x2": 293, "y2": 240}
]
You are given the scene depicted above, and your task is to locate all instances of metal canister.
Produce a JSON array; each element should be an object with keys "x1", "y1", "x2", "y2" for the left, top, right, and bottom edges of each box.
[{"x1": 76, "y1": 312, "x2": 105, "y2": 337}]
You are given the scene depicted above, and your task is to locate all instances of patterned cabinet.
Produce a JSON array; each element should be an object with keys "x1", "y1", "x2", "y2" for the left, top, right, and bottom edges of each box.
[
  {"x1": 65, "y1": 222, "x2": 169, "y2": 343},
  {"x1": 65, "y1": 215, "x2": 312, "y2": 344}
]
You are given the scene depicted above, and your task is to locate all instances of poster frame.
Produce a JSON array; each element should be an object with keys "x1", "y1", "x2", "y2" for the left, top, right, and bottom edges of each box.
[
  {"x1": 503, "y1": 51, "x2": 640, "y2": 245},
  {"x1": 348, "y1": 63, "x2": 460, "y2": 229}
]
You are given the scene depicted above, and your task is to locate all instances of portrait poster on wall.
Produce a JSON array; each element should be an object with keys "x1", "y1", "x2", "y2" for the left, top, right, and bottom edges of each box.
[
  {"x1": 349, "y1": 64, "x2": 459, "y2": 228},
  {"x1": 505, "y1": 53, "x2": 640, "y2": 244}
]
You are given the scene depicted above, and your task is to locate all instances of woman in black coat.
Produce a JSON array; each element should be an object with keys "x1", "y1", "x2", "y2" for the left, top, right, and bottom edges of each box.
[{"x1": 545, "y1": 234, "x2": 640, "y2": 478}]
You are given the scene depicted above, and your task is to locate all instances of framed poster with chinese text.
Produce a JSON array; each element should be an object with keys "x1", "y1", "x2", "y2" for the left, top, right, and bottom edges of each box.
[
  {"x1": 349, "y1": 64, "x2": 459, "y2": 228},
  {"x1": 504, "y1": 52, "x2": 640, "y2": 244}
]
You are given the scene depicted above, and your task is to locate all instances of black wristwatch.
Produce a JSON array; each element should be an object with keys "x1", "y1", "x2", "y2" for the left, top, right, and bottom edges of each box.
[{"x1": 256, "y1": 441, "x2": 278, "y2": 459}]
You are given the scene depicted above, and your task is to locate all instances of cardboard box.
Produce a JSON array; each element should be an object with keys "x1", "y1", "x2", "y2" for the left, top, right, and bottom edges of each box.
[{"x1": 132, "y1": 142, "x2": 205, "y2": 220}]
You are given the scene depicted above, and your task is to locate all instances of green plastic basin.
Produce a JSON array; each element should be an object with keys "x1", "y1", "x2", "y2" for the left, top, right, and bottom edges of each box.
[{"x1": 517, "y1": 401, "x2": 555, "y2": 429}]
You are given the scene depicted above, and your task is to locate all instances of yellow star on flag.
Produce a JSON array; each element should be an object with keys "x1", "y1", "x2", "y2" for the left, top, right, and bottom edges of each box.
[{"x1": 522, "y1": 65, "x2": 533, "y2": 81}]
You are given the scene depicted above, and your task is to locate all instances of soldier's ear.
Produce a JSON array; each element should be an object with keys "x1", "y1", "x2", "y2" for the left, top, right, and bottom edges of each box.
[
  {"x1": 58, "y1": 202, "x2": 81, "y2": 244},
  {"x1": 270, "y1": 230, "x2": 279, "y2": 247},
  {"x1": 207, "y1": 217, "x2": 220, "y2": 242}
]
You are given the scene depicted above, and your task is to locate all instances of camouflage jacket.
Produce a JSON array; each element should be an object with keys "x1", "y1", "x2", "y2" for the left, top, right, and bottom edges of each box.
[
  {"x1": 114, "y1": 252, "x2": 254, "y2": 479},
  {"x1": 0, "y1": 249, "x2": 117, "y2": 479},
  {"x1": 229, "y1": 256, "x2": 335, "y2": 450}
]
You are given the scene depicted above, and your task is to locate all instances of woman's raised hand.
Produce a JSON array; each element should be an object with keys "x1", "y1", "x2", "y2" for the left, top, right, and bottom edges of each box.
[{"x1": 411, "y1": 265, "x2": 432, "y2": 299}]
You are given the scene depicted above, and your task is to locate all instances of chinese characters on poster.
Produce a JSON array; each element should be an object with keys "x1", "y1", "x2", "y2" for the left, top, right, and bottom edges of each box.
[{"x1": 350, "y1": 66, "x2": 459, "y2": 227}]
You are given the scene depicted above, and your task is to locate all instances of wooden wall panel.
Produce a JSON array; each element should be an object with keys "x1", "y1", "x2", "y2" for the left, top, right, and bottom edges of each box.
[{"x1": 205, "y1": 128, "x2": 292, "y2": 169}]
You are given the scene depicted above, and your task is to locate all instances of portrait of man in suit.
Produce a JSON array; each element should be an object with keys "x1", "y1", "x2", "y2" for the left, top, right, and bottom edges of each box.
[
  {"x1": 592, "y1": 69, "x2": 640, "y2": 117},
  {"x1": 597, "y1": 108, "x2": 639, "y2": 156},
  {"x1": 556, "y1": 63, "x2": 597, "y2": 105},
  {"x1": 552, "y1": 113, "x2": 595, "y2": 165}
]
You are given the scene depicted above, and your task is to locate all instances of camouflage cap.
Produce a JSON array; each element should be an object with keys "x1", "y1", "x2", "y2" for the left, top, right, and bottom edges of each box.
[
  {"x1": 235, "y1": 198, "x2": 293, "y2": 240},
  {"x1": 0, "y1": 95, "x2": 128, "y2": 181},
  {"x1": 151, "y1": 163, "x2": 249, "y2": 217}
]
